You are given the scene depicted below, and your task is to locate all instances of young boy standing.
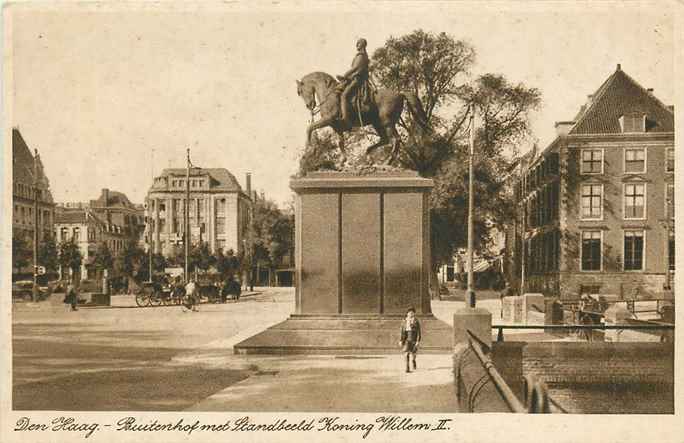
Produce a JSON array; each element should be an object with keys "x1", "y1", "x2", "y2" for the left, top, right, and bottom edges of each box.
[{"x1": 399, "y1": 307, "x2": 421, "y2": 373}]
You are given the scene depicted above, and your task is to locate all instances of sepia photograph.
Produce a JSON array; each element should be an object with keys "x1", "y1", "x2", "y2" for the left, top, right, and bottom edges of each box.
[{"x1": 1, "y1": 1, "x2": 682, "y2": 442}]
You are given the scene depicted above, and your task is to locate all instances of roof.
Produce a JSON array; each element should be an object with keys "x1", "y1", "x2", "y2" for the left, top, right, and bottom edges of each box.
[
  {"x1": 155, "y1": 168, "x2": 243, "y2": 192},
  {"x1": 12, "y1": 128, "x2": 55, "y2": 203},
  {"x1": 90, "y1": 189, "x2": 135, "y2": 208},
  {"x1": 569, "y1": 65, "x2": 674, "y2": 135},
  {"x1": 56, "y1": 210, "x2": 88, "y2": 224},
  {"x1": 56, "y1": 209, "x2": 109, "y2": 227}
]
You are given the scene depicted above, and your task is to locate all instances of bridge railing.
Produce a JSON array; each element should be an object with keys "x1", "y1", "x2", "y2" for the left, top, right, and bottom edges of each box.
[
  {"x1": 492, "y1": 323, "x2": 675, "y2": 342},
  {"x1": 454, "y1": 329, "x2": 560, "y2": 413}
]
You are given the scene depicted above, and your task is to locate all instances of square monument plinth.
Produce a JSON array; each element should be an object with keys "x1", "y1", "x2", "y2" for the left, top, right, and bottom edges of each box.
[{"x1": 234, "y1": 171, "x2": 453, "y2": 354}]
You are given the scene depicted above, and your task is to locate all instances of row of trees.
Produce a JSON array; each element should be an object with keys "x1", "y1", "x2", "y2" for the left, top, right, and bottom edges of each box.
[
  {"x1": 12, "y1": 194, "x2": 295, "y2": 286},
  {"x1": 300, "y1": 30, "x2": 541, "y2": 283},
  {"x1": 12, "y1": 233, "x2": 85, "y2": 278}
]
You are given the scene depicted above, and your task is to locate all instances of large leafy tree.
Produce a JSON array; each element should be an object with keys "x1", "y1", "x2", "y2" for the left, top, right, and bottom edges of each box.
[
  {"x1": 114, "y1": 242, "x2": 145, "y2": 278},
  {"x1": 37, "y1": 233, "x2": 59, "y2": 273},
  {"x1": 92, "y1": 241, "x2": 114, "y2": 277},
  {"x1": 250, "y1": 197, "x2": 295, "y2": 284},
  {"x1": 58, "y1": 240, "x2": 82, "y2": 278},
  {"x1": 189, "y1": 242, "x2": 215, "y2": 273},
  {"x1": 215, "y1": 248, "x2": 241, "y2": 279},
  {"x1": 13, "y1": 234, "x2": 32, "y2": 272}
]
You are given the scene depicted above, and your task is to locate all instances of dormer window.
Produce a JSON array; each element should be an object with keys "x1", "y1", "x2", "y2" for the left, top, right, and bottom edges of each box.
[{"x1": 619, "y1": 113, "x2": 646, "y2": 133}]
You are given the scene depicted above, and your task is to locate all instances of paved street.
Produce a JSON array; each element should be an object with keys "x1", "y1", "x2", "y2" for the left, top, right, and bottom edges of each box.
[{"x1": 12, "y1": 287, "x2": 540, "y2": 412}]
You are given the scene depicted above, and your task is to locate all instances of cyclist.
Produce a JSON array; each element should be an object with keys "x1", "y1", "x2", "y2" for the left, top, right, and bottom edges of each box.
[{"x1": 183, "y1": 278, "x2": 199, "y2": 312}]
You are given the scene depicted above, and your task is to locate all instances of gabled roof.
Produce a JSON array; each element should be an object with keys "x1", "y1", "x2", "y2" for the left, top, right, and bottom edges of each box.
[
  {"x1": 569, "y1": 65, "x2": 674, "y2": 135},
  {"x1": 157, "y1": 168, "x2": 243, "y2": 192},
  {"x1": 56, "y1": 209, "x2": 108, "y2": 227},
  {"x1": 90, "y1": 189, "x2": 135, "y2": 208},
  {"x1": 13, "y1": 128, "x2": 55, "y2": 203},
  {"x1": 56, "y1": 209, "x2": 88, "y2": 225}
]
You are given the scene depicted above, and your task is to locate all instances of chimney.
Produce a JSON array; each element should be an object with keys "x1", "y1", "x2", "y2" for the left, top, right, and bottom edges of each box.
[
  {"x1": 617, "y1": 63, "x2": 621, "y2": 71},
  {"x1": 554, "y1": 121, "x2": 575, "y2": 137},
  {"x1": 102, "y1": 188, "x2": 110, "y2": 206},
  {"x1": 245, "y1": 172, "x2": 252, "y2": 198}
]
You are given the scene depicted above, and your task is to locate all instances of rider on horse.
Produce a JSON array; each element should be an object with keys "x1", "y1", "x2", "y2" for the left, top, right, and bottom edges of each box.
[{"x1": 337, "y1": 38, "x2": 371, "y2": 126}]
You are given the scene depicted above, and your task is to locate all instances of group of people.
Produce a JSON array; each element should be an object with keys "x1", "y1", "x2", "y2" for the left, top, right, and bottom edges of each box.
[{"x1": 169, "y1": 274, "x2": 242, "y2": 312}]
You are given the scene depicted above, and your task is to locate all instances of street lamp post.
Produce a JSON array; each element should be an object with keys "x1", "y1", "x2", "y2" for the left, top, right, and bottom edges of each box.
[
  {"x1": 32, "y1": 149, "x2": 40, "y2": 302},
  {"x1": 148, "y1": 149, "x2": 154, "y2": 283},
  {"x1": 185, "y1": 148, "x2": 190, "y2": 283},
  {"x1": 465, "y1": 106, "x2": 476, "y2": 308}
]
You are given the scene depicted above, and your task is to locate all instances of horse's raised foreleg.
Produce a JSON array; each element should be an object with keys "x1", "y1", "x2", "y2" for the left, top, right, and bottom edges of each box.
[{"x1": 306, "y1": 116, "x2": 336, "y2": 147}]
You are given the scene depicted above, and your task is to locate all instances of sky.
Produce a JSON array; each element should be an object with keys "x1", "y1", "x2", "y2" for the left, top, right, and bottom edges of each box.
[{"x1": 7, "y1": 1, "x2": 675, "y2": 207}]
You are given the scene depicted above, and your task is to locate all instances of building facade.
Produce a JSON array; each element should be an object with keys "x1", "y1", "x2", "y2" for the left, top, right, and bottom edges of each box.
[
  {"x1": 89, "y1": 188, "x2": 146, "y2": 246},
  {"x1": 145, "y1": 168, "x2": 253, "y2": 257},
  {"x1": 513, "y1": 65, "x2": 674, "y2": 299},
  {"x1": 12, "y1": 128, "x2": 56, "y2": 273},
  {"x1": 58, "y1": 189, "x2": 145, "y2": 247},
  {"x1": 54, "y1": 209, "x2": 127, "y2": 280}
]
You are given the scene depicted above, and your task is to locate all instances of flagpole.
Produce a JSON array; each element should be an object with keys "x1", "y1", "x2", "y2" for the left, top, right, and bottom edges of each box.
[
  {"x1": 466, "y1": 106, "x2": 476, "y2": 308},
  {"x1": 32, "y1": 149, "x2": 39, "y2": 301},
  {"x1": 185, "y1": 148, "x2": 190, "y2": 283},
  {"x1": 148, "y1": 149, "x2": 154, "y2": 283}
]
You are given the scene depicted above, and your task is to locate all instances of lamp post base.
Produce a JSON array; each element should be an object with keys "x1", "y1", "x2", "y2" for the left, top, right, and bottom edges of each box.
[{"x1": 465, "y1": 289, "x2": 476, "y2": 308}]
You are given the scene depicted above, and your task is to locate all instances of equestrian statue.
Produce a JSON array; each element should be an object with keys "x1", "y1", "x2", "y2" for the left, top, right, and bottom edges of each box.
[{"x1": 296, "y1": 38, "x2": 429, "y2": 166}]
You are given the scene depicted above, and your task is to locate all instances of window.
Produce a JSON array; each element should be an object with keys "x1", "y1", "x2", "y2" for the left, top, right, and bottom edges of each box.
[
  {"x1": 666, "y1": 183, "x2": 674, "y2": 219},
  {"x1": 581, "y1": 149, "x2": 603, "y2": 174},
  {"x1": 581, "y1": 184, "x2": 603, "y2": 219},
  {"x1": 216, "y1": 217, "x2": 226, "y2": 233},
  {"x1": 620, "y1": 114, "x2": 645, "y2": 133},
  {"x1": 666, "y1": 148, "x2": 674, "y2": 173},
  {"x1": 624, "y1": 183, "x2": 646, "y2": 219},
  {"x1": 624, "y1": 230, "x2": 644, "y2": 271},
  {"x1": 581, "y1": 231, "x2": 602, "y2": 271},
  {"x1": 216, "y1": 198, "x2": 226, "y2": 215},
  {"x1": 624, "y1": 148, "x2": 646, "y2": 173},
  {"x1": 73, "y1": 227, "x2": 80, "y2": 241},
  {"x1": 669, "y1": 230, "x2": 675, "y2": 271}
]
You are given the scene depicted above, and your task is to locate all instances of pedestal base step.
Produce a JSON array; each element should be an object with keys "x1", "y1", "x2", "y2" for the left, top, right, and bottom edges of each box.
[{"x1": 234, "y1": 316, "x2": 454, "y2": 354}]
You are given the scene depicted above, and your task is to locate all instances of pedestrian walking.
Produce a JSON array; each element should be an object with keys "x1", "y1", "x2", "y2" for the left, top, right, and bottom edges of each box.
[
  {"x1": 64, "y1": 281, "x2": 78, "y2": 311},
  {"x1": 398, "y1": 307, "x2": 421, "y2": 373}
]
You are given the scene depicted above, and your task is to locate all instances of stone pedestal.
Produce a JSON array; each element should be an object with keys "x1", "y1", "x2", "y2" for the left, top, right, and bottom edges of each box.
[
  {"x1": 453, "y1": 307, "x2": 492, "y2": 348},
  {"x1": 234, "y1": 171, "x2": 453, "y2": 354}
]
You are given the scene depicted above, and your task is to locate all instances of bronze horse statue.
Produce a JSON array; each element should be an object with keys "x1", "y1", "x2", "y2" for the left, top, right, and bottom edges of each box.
[{"x1": 296, "y1": 71, "x2": 429, "y2": 165}]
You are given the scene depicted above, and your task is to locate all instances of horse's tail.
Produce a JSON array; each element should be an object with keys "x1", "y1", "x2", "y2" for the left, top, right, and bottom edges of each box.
[{"x1": 402, "y1": 92, "x2": 430, "y2": 134}]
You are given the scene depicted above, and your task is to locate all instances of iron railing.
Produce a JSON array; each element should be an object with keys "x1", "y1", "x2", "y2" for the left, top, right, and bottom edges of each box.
[
  {"x1": 492, "y1": 323, "x2": 675, "y2": 342},
  {"x1": 456, "y1": 329, "x2": 558, "y2": 413}
]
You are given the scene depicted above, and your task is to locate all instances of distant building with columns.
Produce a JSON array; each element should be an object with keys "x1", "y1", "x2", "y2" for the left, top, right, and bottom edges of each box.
[{"x1": 144, "y1": 168, "x2": 253, "y2": 256}]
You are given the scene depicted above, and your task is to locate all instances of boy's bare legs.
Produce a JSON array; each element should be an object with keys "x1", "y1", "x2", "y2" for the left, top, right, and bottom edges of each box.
[
  {"x1": 405, "y1": 352, "x2": 411, "y2": 373},
  {"x1": 412, "y1": 352, "x2": 417, "y2": 369}
]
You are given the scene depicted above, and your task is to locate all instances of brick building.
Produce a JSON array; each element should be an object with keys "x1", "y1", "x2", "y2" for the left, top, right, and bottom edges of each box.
[
  {"x1": 59, "y1": 189, "x2": 145, "y2": 247},
  {"x1": 54, "y1": 208, "x2": 127, "y2": 280},
  {"x1": 145, "y1": 168, "x2": 253, "y2": 257},
  {"x1": 89, "y1": 188, "x2": 145, "y2": 245},
  {"x1": 12, "y1": 128, "x2": 56, "y2": 274},
  {"x1": 511, "y1": 65, "x2": 674, "y2": 299}
]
